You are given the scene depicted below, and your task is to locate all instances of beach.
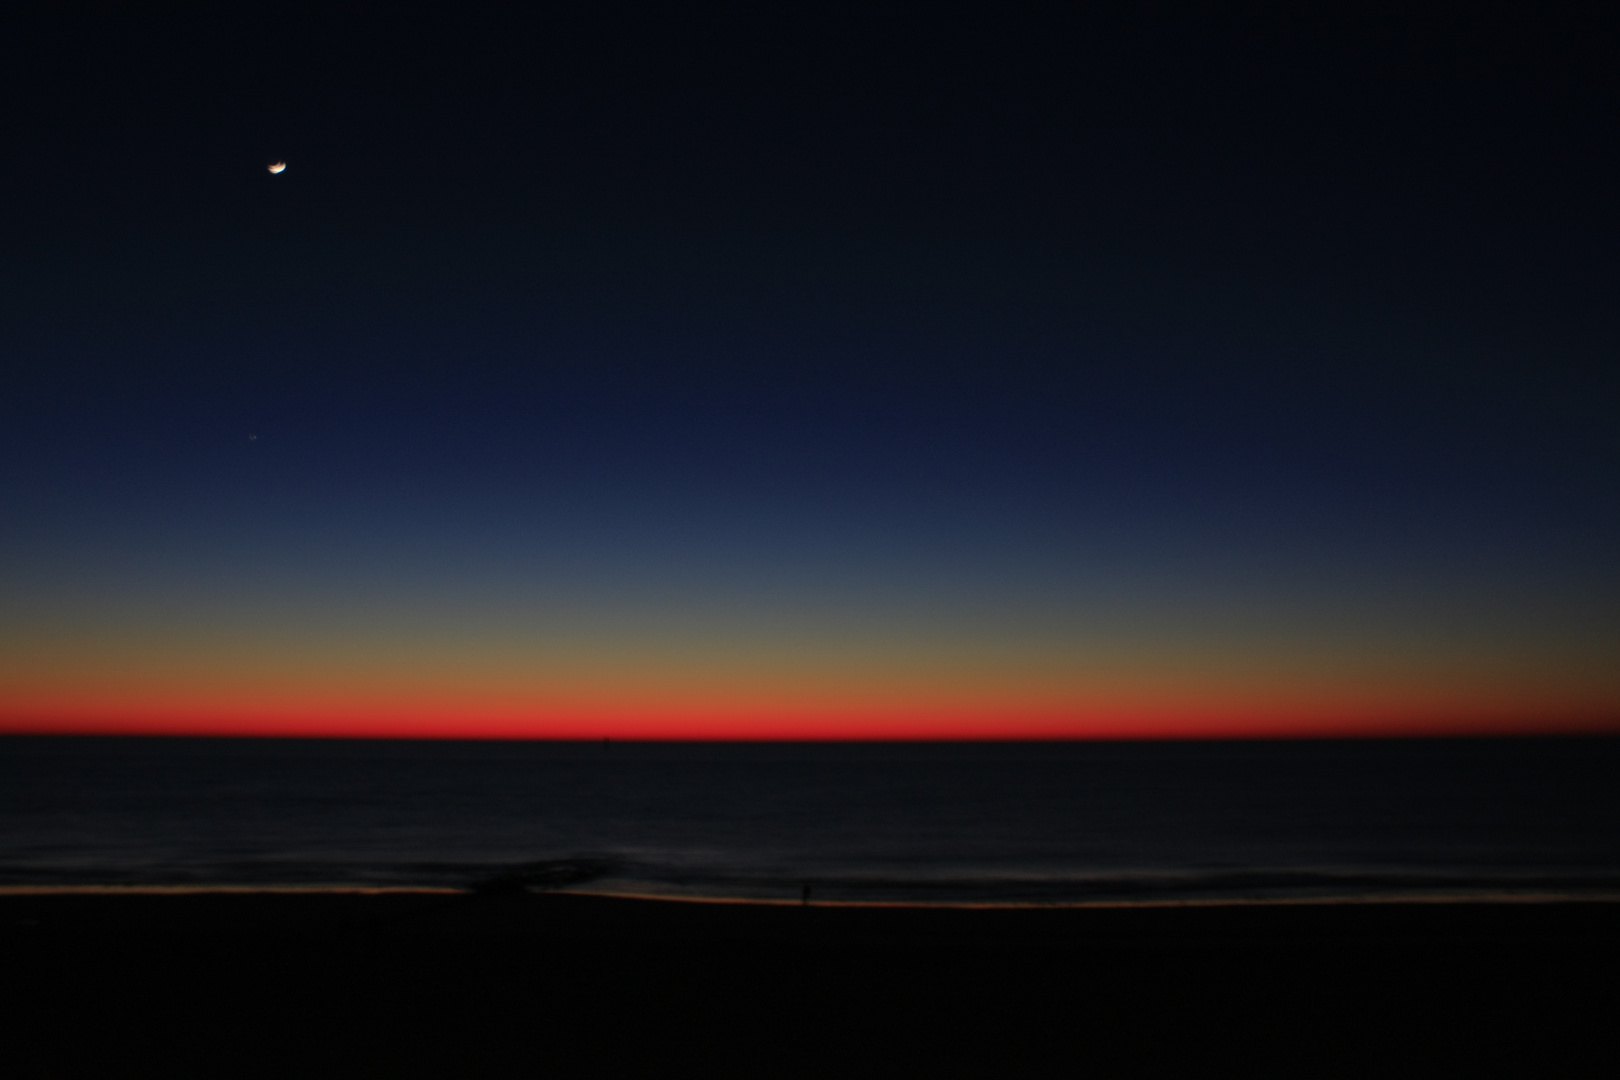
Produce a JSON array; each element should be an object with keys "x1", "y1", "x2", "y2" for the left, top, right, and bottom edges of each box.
[
  {"x1": 5, "y1": 889, "x2": 1617, "y2": 1076},
  {"x1": 8, "y1": 2, "x2": 1620, "y2": 1073}
]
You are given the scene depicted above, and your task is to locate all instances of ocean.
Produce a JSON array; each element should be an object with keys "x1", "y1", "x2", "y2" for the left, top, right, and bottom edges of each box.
[{"x1": 2, "y1": 736, "x2": 1618, "y2": 904}]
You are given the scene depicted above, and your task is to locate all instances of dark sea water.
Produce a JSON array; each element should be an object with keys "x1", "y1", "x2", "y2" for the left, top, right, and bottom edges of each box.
[{"x1": 2, "y1": 737, "x2": 1618, "y2": 904}]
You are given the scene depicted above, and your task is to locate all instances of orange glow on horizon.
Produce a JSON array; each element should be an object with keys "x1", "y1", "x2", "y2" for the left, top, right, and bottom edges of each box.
[
  {"x1": 3, "y1": 693, "x2": 1616, "y2": 740},
  {"x1": 7, "y1": 626, "x2": 1617, "y2": 740}
]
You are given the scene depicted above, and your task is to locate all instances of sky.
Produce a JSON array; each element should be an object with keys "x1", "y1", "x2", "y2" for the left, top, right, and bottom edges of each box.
[{"x1": 2, "y1": 2, "x2": 1618, "y2": 739}]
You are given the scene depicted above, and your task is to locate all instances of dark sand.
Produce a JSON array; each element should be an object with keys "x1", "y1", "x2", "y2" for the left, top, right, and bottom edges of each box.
[{"x1": 4, "y1": 890, "x2": 1617, "y2": 1076}]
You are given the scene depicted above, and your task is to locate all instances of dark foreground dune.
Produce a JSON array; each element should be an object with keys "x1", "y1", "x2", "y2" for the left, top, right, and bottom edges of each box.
[{"x1": 3, "y1": 890, "x2": 1618, "y2": 1077}]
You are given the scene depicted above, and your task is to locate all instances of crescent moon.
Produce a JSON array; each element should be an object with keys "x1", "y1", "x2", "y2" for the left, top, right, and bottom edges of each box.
[{"x1": 268, "y1": 161, "x2": 287, "y2": 174}]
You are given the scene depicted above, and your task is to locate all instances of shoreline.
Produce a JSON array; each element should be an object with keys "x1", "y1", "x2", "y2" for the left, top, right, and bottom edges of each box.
[{"x1": 4, "y1": 881, "x2": 1620, "y2": 907}]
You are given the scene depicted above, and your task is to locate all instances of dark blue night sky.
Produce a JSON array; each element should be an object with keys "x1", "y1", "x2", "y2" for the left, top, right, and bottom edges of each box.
[{"x1": 3, "y1": 4, "x2": 1617, "y2": 736}]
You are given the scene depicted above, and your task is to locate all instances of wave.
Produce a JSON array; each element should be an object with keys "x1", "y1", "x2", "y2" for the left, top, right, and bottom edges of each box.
[{"x1": 5, "y1": 856, "x2": 1620, "y2": 904}]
